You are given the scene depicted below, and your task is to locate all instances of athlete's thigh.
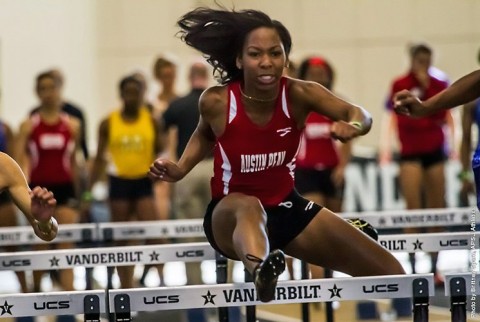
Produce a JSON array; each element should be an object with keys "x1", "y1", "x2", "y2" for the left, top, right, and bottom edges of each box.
[
  {"x1": 210, "y1": 193, "x2": 264, "y2": 259},
  {"x1": 399, "y1": 162, "x2": 423, "y2": 209},
  {"x1": 423, "y1": 162, "x2": 446, "y2": 208},
  {"x1": 284, "y1": 208, "x2": 404, "y2": 277}
]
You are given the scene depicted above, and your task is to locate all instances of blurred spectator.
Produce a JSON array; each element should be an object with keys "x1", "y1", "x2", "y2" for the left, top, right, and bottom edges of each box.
[
  {"x1": 380, "y1": 43, "x2": 451, "y2": 285},
  {"x1": 88, "y1": 75, "x2": 161, "y2": 288}
]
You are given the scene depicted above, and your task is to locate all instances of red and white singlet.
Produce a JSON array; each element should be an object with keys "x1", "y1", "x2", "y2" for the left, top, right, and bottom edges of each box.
[
  {"x1": 211, "y1": 77, "x2": 302, "y2": 206},
  {"x1": 28, "y1": 113, "x2": 75, "y2": 184}
]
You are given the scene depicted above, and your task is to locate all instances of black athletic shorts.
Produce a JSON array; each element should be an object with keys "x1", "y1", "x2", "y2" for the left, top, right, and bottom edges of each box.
[
  {"x1": 108, "y1": 175, "x2": 153, "y2": 200},
  {"x1": 295, "y1": 167, "x2": 344, "y2": 198},
  {"x1": 399, "y1": 148, "x2": 446, "y2": 168},
  {"x1": 30, "y1": 182, "x2": 76, "y2": 206},
  {"x1": 203, "y1": 189, "x2": 323, "y2": 258}
]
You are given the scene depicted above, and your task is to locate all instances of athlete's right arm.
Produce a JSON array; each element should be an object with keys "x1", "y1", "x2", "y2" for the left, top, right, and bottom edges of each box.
[
  {"x1": 394, "y1": 69, "x2": 480, "y2": 117},
  {"x1": 149, "y1": 87, "x2": 219, "y2": 182}
]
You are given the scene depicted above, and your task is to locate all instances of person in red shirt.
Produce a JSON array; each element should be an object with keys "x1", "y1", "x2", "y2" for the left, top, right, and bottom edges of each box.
[
  {"x1": 380, "y1": 43, "x2": 452, "y2": 284},
  {"x1": 16, "y1": 70, "x2": 80, "y2": 295},
  {"x1": 295, "y1": 56, "x2": 352, "y2": 286},
  {"x1": 150, "y1": 7, "x2": 405, "y2": 302}
]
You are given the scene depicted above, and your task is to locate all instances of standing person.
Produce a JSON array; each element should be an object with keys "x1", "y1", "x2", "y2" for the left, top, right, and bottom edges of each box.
[
  {"x1": 16, "y1": 71, "x2": 80, "y2": 296},
  {"x1": 380, "y1": 43, "x2": 451, "y2": 285},
  {"x1": 89, "y1": 75, "x2": 161, "y2": 289},
  {"x1": 148, "y1": 57, "x2": 179, "y2": 284},
  {"x1": 394, "y1": 68, "x2": 480, "y2": 209},
  {"x1": 30, "y1": 69, "x2": 89, "y2": 161},
  {"x1": 149, "y1": 7, "x2": 405, "y2": 303}
]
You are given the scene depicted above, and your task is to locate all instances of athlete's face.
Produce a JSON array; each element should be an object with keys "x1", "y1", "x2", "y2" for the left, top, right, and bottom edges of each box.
[
  {"x1": 237, "y1": 27, "x2": 287, "y2": 93},
  {"x1": 36, "y1": 77, "x2": 61, "y2": 107},
  {"x1": 121, "y1": 82, "x2": 143, "y2": 112}
]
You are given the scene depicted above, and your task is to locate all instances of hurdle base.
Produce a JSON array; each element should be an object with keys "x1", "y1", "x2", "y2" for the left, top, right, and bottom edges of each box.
[{"x1": 356, "y1": 301, "x2": 379, "y2": 320}]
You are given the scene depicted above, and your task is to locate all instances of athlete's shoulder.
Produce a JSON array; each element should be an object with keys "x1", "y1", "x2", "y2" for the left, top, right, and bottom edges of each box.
[
  {"x1": 286, "y1": 77, "x2": 325, "y2": 103},
  {"x1": 199, "y1": 85, "x2": 228, "y2": 117}
]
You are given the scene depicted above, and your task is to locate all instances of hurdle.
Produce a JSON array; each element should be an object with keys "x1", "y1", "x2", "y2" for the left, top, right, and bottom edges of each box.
[
  {"x1": 108, "y1": 274, "x2": 434, "y2": 322},
  {"x1": 445, "y1": 272, "x2": 480, "y2": 322}
]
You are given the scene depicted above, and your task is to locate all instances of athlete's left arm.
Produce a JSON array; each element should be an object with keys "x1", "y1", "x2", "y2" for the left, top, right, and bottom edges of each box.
[{"x1": 290, "y1": 79, "x2": 372, "y2": 136}]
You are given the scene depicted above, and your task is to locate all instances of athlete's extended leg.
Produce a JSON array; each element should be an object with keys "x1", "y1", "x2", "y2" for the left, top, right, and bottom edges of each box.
[
  {"x1": 284, "y1": 208, "x2": 405, "y2": 277},
  {"x1": 210, "y1": 193, "x2": 285, "y2": 302}
]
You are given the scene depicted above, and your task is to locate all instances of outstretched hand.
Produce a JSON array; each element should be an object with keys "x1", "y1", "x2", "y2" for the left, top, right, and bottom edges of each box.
[
  {"x1": 330, "y1": 121, "x2": 361, "y2": 142},
  {"x1": 30, "y1": 186, "x2": 56, "y2": 222},
  {"x1": 30, "y1": 186, "x2": 58, "y2": 242},
  {"x1": 148, "y1": 159, "x2": 185, "y2": 183},
  {"x1": 392, "y1": 89, "x2": 424, "y2": 117}
]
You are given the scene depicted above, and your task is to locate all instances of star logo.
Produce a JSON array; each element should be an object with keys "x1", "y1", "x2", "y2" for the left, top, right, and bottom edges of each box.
[
  {"x1": 0, "y1": 300, "x2": 13, "y2": 315},
  {"x1": 149, "y1": 251, "x2": 160, "y2": 262},
  {"x1": 49, "y1": 256, "x2": 60, "y2": 267},
  {"x1": 461, "y1": 214, "x2": 469, "y2": 223},
  {"x1": 412, "y1": 239, "x2": 423, "y2": 251},
  {"x1": 161, "y1": 227, "x2": 169, "y2": 235},
  {"x1": 328, "y1": 284, "x2": 342, "y2": 299},
  {"x1": 202, "y1": 290, "x2": 216, "y2": 305}
]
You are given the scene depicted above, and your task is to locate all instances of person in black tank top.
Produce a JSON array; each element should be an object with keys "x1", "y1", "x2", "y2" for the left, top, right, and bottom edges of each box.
[{"x1": 150, "y1": 7, "x2": 405, "y2": 303}]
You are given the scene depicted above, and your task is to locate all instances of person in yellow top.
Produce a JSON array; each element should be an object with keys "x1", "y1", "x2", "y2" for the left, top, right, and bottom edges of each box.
[{"x1": 89, "y1": 74, "x2": 162, "y2": 288}]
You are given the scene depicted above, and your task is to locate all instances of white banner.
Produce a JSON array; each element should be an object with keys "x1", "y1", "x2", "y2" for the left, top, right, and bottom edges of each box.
[
  {"x1": 0, "y1": 242, "x2": 215, "y2": 271},
  {"x1": 0, "y1": 291, "x2": 104, "y2": 318},
  {"x1": 109, "y1": 274, "x2": 433, "y2": 311}
]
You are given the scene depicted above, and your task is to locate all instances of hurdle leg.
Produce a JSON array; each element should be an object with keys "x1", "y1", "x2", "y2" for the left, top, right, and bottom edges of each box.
[
  {"x1": 113, "y1": 294, "x2": 131, "y2": 322},
  {"x1": 449, "y1": 277, "x2": 467, "y2": 322},
  {"x1": 300, "y1": 260, "x2": 310, "y2": 322},
  {"x1": 412, "y1": 278, "x2": 430, "y2": 322},
  {"x1": 216, "y1": 252, "x2": 230, "y2": 322},
  {"x1": 324, "y1": 268, "x2": 334, "y2": 322},
  {"x1": 244, "y1": 268, "x2": 256, "y2": 322}
]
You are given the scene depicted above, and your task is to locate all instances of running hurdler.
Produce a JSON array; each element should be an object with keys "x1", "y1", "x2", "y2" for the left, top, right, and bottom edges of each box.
[{"x1": 150, "y1": 7, "x2": 405, "y2": 302}]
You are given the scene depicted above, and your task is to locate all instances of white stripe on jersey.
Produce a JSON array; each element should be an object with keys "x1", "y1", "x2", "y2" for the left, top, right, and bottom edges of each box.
[
  {"x1": 229, "y1": 90, "x2": 238, "y2": 124},
  {"x1": 219, "y1": 143, "x2": 232, "y2": 195},
  {"x1": 281, "y1": 85, "x2": 290, "y2": 119}
]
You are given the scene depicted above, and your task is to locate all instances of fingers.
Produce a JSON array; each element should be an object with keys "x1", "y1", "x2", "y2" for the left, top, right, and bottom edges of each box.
[
  {"x1": 31, "y1": 186, "x2": 57, "y2": 207},
  {"x1": 148, "y1": 159, "x2": 167, "y2": 180},
  {"x1": 330, "y1": 121, "x2": 359, "y2": 142}
]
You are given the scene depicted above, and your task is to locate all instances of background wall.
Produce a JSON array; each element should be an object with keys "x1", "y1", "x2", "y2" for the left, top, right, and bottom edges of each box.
[{"x1": 0, "y1": 0, "x2": 479, "y2": 154}]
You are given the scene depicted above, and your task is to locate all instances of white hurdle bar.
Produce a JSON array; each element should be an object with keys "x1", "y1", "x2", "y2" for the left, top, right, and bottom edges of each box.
[
  {"x1": 0, "y1": 242, "x2": 216, "y2": 271},
  {"x1": 343, "y1": 207, "x2": 478, "y2": 229},
  {"x1": 0, "y1": 231, "x2": 478, "y2": 271},
  {"x1": 109, "y1": 274, "x2": 433, "y2": 318},
  {"x1": 0, "y1": 290, "x2": 105, "y2": 318},
  {"x1": 0, "y1": 274, "x2": 433, "y2": 319},
  {"x1": 0, "y1": 207, "x2": 477, "y2": 246},
  {"x1": 0, "y1": 223, "x2": 98, "y2": 246}
]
